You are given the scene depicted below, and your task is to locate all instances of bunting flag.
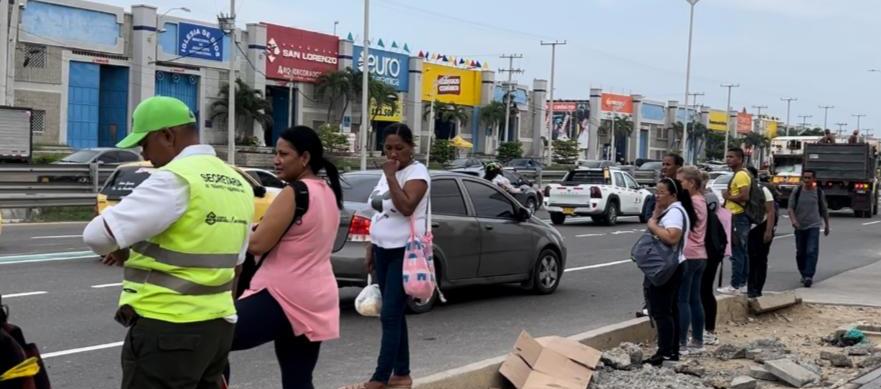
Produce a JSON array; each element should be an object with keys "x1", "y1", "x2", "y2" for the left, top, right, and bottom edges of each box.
[
  {"x1": 482, "y1": 61, "x2": 489, "y2": 69},
  {"x1": 432, "y1": 53, "x2": 438, "y2": 60},
  {"x1": 403, "y1": 43, "x2": 410, "y2": 53},
  {"x1": 346, "y1": 32, "x2": 354, "y2": 41},
  {"x1": 475, "y1": 61, "x2": 482, "y2": 68},
  {"x1": 442, "y1": 55, "x2": 449, "y2": 62},
  {"x1": 391, "y1": 41, "x2": 399, "y2": 49},
  {"x1": 377, "y1": 38, "x2": 385, "y2": 48},
  {"x1": 417, "y1": 50, "x2": 424, "y2": 58},
  {"x1": 459, "y1": 58, "x2": 465, "y2": 65}
]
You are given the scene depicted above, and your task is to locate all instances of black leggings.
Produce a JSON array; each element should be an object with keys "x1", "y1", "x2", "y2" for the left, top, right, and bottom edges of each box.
[
  {"x1": 230, "y1": 289, "x2": 322, "y2": 389},
  {"x1": 647, "y1": 265, "x2": 683, "y2": 358},
  {"x1": 701, "y1": 255, "x2": 722, "y2": 333}
]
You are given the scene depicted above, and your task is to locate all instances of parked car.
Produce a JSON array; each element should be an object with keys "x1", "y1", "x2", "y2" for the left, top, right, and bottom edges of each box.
[
  {"x1": 333, "y1": 170, "x2": 567, "y2": 313},
  {"x1": 707, "y1": 172, "x2": 733, "y2": 202},
  {"x1": 241, "y1": 167, "x2": 286, "y2": 189},
  {"x1": 447, "y1": 158, "x2": 485, "y2": 170},
  {"x1": 42, "y1": 148, "x2": 142, "y2": 184},
  {"x1": 632, "y1": 161, "x2": 662, "y2": 187},
  {"x1": 96, "y1": 161, "x2": 280, "y2": 222},
  {"x1": 545, "y1": 167, "x2": 652, "y2": 225},
  {"x1": 576, "y1": 160, "x2": 617, "y2": 169},
  {"x1": 505, "y1": 158, "x2": 544, "y2": 173}
]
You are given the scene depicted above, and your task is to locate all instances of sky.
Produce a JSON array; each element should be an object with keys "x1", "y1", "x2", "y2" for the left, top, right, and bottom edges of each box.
[{"x1": 103, "y1": 0, "x2": 881, "y2": 133}]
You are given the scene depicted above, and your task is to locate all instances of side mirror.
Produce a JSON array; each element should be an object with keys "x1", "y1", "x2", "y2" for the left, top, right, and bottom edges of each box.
[
  {"x1": 516, "y1": 207, "x2": 531, "y2": 221},
  {"x1": 253, "y1": 185, "x2": 267, "y2": 198}
]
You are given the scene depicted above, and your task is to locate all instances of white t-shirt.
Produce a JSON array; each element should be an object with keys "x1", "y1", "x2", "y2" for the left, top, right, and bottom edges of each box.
[
  {"x1": 368, "y1": 162, "x2": 431, "y2": 249},
  {"x1": 491, "y1": 175, "x2": 521, "y2": 193},
  {"x1": 659, "y1": 202, "x2": 690, "y2": 263}
]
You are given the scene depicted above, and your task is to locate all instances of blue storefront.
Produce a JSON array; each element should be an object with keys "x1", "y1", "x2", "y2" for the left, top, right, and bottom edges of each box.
[{"x1": 353, "y1": 45, "x2": 410, "y2": 151}]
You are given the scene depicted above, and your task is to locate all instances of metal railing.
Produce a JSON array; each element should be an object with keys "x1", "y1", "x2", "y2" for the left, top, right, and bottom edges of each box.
[
  {"x1": 0, "y1": 164, "x2": 114, "y2": 208},
  {"x1": 0, "y1": 194, "x2": 96, "y2": 209}
]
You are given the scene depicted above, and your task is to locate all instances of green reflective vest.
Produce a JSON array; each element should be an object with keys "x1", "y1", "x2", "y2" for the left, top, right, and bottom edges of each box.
[{"x1": 120, "y1": 155, "x2": 254, "y2": 323}]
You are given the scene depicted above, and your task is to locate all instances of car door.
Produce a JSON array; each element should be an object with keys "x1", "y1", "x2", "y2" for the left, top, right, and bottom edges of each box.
[
  {"x1": 612, "y1": 171, "x2": 631, "y2": 212},
  {"x1": 462, "y1": 180, "x2": 536, "y2": 277},
  {"x1": 431, "y1": 178, "x2": 482, "y2": 281},
  {"x1": 623, "y1": 173, "x2": 643, "y2": 215}
]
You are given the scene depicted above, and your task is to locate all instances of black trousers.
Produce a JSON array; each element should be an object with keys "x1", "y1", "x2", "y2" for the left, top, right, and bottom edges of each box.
[
  {"x1": 647, "y1": 265, "x2": 683, "y2": 358},
  {"x1": 121, "y1": 317, "x2": 233, "y2": 389},
  {"x1": 747, "y1": 222, "x2": 773, "y2": 297},
  {"x1": 230, "y1": 289, "x2": 321, "y2": 389},
  {"x1": 701, "y1": 255, "x2": 722, "y2": 333}
]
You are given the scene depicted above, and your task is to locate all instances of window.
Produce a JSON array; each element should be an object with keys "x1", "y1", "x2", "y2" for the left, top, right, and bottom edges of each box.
[
  {"x1": 257, "y1": 171, "x2": 285, "y2": 188},
  {"x1": 624, "y1": 174, "x2": 640, "y2": 189},
  {"x1": 656, "y1": 128, "x2": 668, "y2": 141},
  {"x1": 431, "y1": 179, "x2": 468, "y2": 216},
  {"x1": 96, "y1": 152, "x2": 117, "y2": 164},
  {"x1": 341, "y1": 174, "x2": 381, "y2": 203},
  {"x1": 613, "y1": 172, "x2": 626, "y2": 188},
  {"x1": 116, "y1": 151, "x2": 141, "y2": 163},
  {"x1": 464, "y1": 180, "x2": 515, "y2": 219},
  {"x1": 31, "y1": 110, "x2": 45, "y2": 135},
  {"x1": 23, "y1": 45, "x2": 46, "y2": 69}
]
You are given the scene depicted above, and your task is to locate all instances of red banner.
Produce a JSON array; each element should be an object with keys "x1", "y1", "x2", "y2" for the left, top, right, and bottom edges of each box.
[
  {"x1": 548, "y1": 101, "x2": 578, "y2": 112},
  {"x1": 264, "y1": 23, "x2": 339, "y2": 83},
  {"x1": 601, "y1": 93, "x2": 633, "y2": 114},
  {"x1": 737, "y1": 111, "x2": 753, "y2": 134}
]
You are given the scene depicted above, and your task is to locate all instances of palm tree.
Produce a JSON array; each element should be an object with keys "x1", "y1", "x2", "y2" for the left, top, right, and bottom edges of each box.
[
  {"x1": 479, "y1": 101, "x2": 507, "y2": 143},
  {"x1": 741, "y1": 132, "x2": 771, "y2": 165},
  {"x1": 210, "y1": 78, "x2": 273, "y2": 145},
  {"x1": 315, "y1": 69, "x2": 354, "y2": 125},
  {"x1": 439, "y1": 103, "x2": 469, "y2": 139}
]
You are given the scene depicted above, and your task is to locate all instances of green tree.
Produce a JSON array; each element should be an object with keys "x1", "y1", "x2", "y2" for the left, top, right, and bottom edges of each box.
[
  {"x1": 424, "y1": 102, "x2": 469, "y2": 139},
  {"x1": 430, "y1": 139, "x2": 455, "y2": 165},
  {"x1": 479, "y1": 101, "x2": 507, "y2": 140},
  {"x1": 552, "y1": 139, "x2": 578, "y2": 164},
  {"x1": 600, "y1": 116, "x2": 633, "y2": 140},
  {"x1": 800, "y1": 127, "x2": 825, "y2": 136},
  {"x1": 315, "y1": 69, "x2": 354, "y2": 125},
  {"x1": 317, "y1": 123, "x2": 350, "y2": 153},
  {"x1": 210, "y1": 78, "x2": 273, "y2": 145},
  {"x1": 497, "y1": 141, "x2": 523, "y2": 163},
  {"x1": 740, "y1": 132, "x2": 771, "y2": 165},
  {"x1": 705, "y1": 131, "x2": 726, "y2": 161}
]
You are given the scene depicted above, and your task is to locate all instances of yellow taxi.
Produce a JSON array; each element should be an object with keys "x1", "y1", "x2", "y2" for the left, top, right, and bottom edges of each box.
[{"x1": 96, "y1": 161, "x2": 280, "y2": 223}]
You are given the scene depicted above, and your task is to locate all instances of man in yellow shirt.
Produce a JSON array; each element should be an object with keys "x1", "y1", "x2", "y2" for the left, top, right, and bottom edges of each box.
[{"x1": 720, "y1": 147, "x2": 751, "y2": 295}]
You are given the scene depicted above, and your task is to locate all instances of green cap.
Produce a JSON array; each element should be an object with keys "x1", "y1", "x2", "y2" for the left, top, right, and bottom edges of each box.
[{"x1": 117, "y1": 96, "x2": 196, "y2": 149}]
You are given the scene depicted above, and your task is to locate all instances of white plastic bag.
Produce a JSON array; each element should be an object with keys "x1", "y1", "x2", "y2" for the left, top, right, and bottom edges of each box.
[{"x1": 355, "y1": 275, "x2": 382, "y2": 317}]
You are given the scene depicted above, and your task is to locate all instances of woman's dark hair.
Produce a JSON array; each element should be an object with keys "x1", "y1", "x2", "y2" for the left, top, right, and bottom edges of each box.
[
  {"x1": 484, "y1": 169, "x2": 499, "y2": 181},
  {"x1": 658, "y1": 177, "x2": 697, "y2": 231},
  {"x1": 279, "y1": 126, "x2": 343, "y2": 209},
  {"x1": 382, "y1": 123, "x2": 415, "y2": 147}
]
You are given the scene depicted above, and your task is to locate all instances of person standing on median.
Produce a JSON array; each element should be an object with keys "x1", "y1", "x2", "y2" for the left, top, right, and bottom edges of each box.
[
  {"x1": 82, "y1": 96, "x2": 254, "y2": 389},
  {"x1": 746, "y1": 167, "x2": 777, "y2": 298},
  {"x1": 788, "y1": 169, "x2": 830, "y2": 287},
  {"x1": 719, "y1": 147, "x2": 750, "y2": 295}
]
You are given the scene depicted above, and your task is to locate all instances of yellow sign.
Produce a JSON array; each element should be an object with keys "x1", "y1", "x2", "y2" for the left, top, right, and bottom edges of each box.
[
  {"x1": 422, "y1": 63, "x2": 482, "y2": 106},
  {"x1": 765, "y1": 120, "x2": 778, "y2": 138},
  {"x1": 708, "y1": 110, "x2": 729, "y2": 132},
  {"x1": 370, "y1": 94, "x2": 403, "y2": 122}
]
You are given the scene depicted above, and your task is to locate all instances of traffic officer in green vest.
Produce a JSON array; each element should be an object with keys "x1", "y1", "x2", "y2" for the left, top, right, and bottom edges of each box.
[{"x1": 83, "y1": 96, "x2": 254, "y2": 389}]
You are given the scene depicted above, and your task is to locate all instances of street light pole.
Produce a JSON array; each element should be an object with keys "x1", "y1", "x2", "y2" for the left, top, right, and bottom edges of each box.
[
  {"x1": 680, "y1": 0, "x2": 700, "y2": 159},
  {"x1": 781, "y1": 97, "x2": 797, "y2": 136},
  {"x1": 853, "y1": 113, "x2": 866, "y2": 132},
  {"x1": 798, "y1": 114, "x2": 812, "y2": 133},
  {"x1": 721, "y1": 83, "x2": 739, "y2": 156},
  {"x1": 541, "y1": 40, "x2": 566, "y2": 163},
  {"x1": 819, "y1": 105, "x2": 834, "y2": 132},
  {"x1": 835, "y1": 122, "x2": 848, "y2": 136},
  {"x1": 688, "y1": 92, "x2": 704, "y2": 164},
  {"x1": 217, "y1": 0, "x2": 237, "y2": 164},
  {"x1": 359, "y1": 0, "x2": 370, "y2": 171}
]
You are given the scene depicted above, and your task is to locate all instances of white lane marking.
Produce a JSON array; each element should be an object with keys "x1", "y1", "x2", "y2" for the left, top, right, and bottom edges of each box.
[
  {"x1": 43, "y1": 341, "x2": 125, "y2": 359},
  {"x1": 576, "y1": 233, "x2": 605, "y2": 238},
  {"x1": 2, "y1": 291, "x2": 48, "y2": 298},
  {"x1": 0, "y1": 251, "x2": 97, "y2": 265},
  {"x1": 91, "y1": 282, "x2": 122, "y2": 288},
  {"x1": 31, "y1": 234, "x2": 82, "y2": 239},
  {"x1": 564, "y1": 259, "x2": 631, "y2": 273},
  {"x1": 862, "y1": 220, "x2": 881, "y2": 226},
  {"x1": 774, "y1": 233, "x2": 794, "y2": 240}
]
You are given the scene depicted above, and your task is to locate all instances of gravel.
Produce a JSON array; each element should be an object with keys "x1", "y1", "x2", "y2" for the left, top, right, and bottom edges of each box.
[{"x1": 588, "y1": 365, "x2": 711, "y2": 389}]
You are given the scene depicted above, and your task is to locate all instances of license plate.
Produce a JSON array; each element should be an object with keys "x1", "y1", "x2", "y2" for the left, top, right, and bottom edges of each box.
[{"x1": 563, "y1": 207, "x2": 575, "y2": 215}]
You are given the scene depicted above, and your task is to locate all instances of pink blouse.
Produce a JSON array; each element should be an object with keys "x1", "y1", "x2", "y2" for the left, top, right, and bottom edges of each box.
[
  {"x1": 241, "y1": 179, "x2": 341, "y2": 341},
  {"x1": 684, "y1": 194, "x2": 708, "y2": 259}
]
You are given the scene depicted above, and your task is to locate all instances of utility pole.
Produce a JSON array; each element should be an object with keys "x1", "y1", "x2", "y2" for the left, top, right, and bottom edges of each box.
[
  {"x1": 541, "y1": 40, "x2": 565, "y2": 162},
  {"x1": 752, "y1": 105, "x2": 767, "y2": 132},
  {"x1": 852, "y1": 113, "x2": 866, "y2": 132},
  {"x1": 781, "y1": 97, "x2": 797, "y2": 136},
  {"x1": 687, "y1": 92, "x2": 704, "y2": 163},
  {"x1": 721, "y1": 83, "x2": 739, "y2": 156},
  {"x1": 498, "y1": 54, "x2": 524, "y2": 144},
  {"x1": 218, "y1": 0, "x2": 237, "y2": 163},
  {"x1": 359, "y1": 0, "x2": 370, "y2": 170},
  {"x1": 798, "y1": 114, "x2": 812, "y2": 133},
  {"x1": 819, "y1": 105, "x2": 834, "y2": 131},
  {"x1": 835, "y1": 122, "x2": 848, "y2": 136},
  {"x1": 680, "y1": 0, "x2": 701, "y2": 159}
]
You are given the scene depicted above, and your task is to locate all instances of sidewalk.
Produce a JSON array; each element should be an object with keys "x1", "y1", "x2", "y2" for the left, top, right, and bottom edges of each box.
[{"x1": 796, "y1": 259, "x2": 881, "y2": 307}]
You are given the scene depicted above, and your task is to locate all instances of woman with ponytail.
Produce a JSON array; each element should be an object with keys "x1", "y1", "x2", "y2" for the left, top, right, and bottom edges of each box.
[{"x1": 230, "y1": 126, "x2": 342, "y2": 388}]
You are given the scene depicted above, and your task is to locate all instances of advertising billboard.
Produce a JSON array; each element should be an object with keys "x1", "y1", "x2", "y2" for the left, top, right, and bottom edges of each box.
[
  {"x1": 708, "y1": 110, "x2": 729, "y2": 132},
  {"x1": 264, "y1": 23, "x2": 339, "y2": 83},
  {"x1": 493, "y1": 85, "x2": 528, "y2": 107},
  {"x1": 600, "y1": 93, "x2": 633, "y2": 115},
  {"x1": 353, "y1": 46, "x2": 409, "y2": 92},
  {"x1": 422, "y1": 63, "x2": 481, "y2": 106},
  {"x1": 641, "y1": 103, "x2": 666, "y2": 124},
  {"x1": 370, "y1": 94, "x2": 404, "y2": 122},
  {"x1": 737, "y1": 112, "x2": 753, "y2": 134}
]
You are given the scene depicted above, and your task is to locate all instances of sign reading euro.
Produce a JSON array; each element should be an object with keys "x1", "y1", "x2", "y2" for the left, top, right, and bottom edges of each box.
[{"x1": 353, "y1": 46, "x2": 409, "y2": 92}]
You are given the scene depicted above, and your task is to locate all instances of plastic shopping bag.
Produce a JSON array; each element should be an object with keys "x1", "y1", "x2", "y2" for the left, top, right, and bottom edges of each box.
[{"x1": 355, "y1": 275, "x2": 382, "y2": 317}]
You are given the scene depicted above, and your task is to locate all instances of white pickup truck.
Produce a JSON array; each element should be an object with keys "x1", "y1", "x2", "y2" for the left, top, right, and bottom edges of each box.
[{"x1": 545, "y1": 167, "x2": 652, "y2": 225}]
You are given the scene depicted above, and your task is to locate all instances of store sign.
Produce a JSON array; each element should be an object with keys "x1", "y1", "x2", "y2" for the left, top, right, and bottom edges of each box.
[
  {"x1": 494, "y1": 85, "x2": 528, "y2": 106},
  {"x1": 708, "y1": 110, "x2": 729, "y2": 132},
  {"x1": 640, "y1": 103, "x2": 666, "y2": 124},
  {"x1": 737, "y1": 112, "x2": 753, "y2": 134},
  {"x1": 178, "y1": 22, "x2": 223, "y2": 61},
  {"x1": 601, "y1": 93, "x2": 633, "y2": 114},
  {"x1": 421, "y1": 63, "x2": 481, "y2": 106},
  {"x1": 353, "y1": 46, "x2": 409, "y2": 92},
  {"x1": 765, "y1": 120, "x2": 778, "y2": 138},
  {"x1": 547, "y1": 101, "x2": 578, "y2": 112},
  {"x1": 264, "y1": 23, "x2": 339, "y2": 83},
  {"x1": 370, "y1": 95, "x2": 404, "y2": 122}
]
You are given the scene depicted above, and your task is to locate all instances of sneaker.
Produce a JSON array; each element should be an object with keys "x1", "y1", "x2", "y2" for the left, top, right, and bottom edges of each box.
[
  {"x1": 679, "y1": 346, "x2": 690, "y2": 356},
  {"x1": 636, "y1": 308, "x2": 649, "y2": 318},
  {"x1": 644, "y1": 353, "x2": 678, "y2": 367},
  {"x1": 717, "y1": 285, "x2": 740, "y2": 295},
  {"x1": 688, "y1": 342, "x2": 706, "y2": 354},
  {"x1": 804, "y1": 277, "x2": 813, "y2": 288},
  {"x1": 739, "y1": 286, "x2": 748, "y2": 294},
  {"x1": 704, "y1": 332, "x2": 719, "y2": 345}
]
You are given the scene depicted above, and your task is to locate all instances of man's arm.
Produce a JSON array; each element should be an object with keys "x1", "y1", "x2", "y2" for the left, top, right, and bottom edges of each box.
[{"x1": 728, "y1": 171, "x2": 750, "y2": 204}]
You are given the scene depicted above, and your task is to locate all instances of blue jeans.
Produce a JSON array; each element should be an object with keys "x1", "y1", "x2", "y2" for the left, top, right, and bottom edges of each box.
[
  {"x1": 795, "y1": 228, "x2": 820, "y2": 279},
  {"x1": 678, "y1": 260, "x2": 706, "y2": 346},
  {"x1": 730, "y1": 214, "x2": 750, "y2": 288},
  {"x1": 372, "y1": 245, "x2": 410, "y2": 383}
]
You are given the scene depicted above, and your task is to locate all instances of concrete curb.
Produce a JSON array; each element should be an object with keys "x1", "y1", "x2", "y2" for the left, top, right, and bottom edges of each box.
[{"x1": 413, "y1": 295, "x2": 750, "y2": 389}]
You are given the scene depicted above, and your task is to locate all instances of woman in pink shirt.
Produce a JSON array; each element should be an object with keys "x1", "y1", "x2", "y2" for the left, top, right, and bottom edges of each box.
[
  {"x1": 676, "y1": 166, "x2": 708, "y2": 354},
  {"x1": 231, "y1": 126, "x2": 342, "y2": 389}
]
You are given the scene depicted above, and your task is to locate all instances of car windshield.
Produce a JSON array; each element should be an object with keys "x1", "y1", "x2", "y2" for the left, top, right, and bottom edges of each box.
[
  {"x1": 774, "y1": 163, "x2": 802, "y2": 174},
  {"x1": 564, "y1": 170, "x2": 609, "y2": 185},
  {"x1": 61, "y1": 150, "x2": 100, "y2": 163},
  {"x1": 341, "y1": 174, "x2": 381, "y2": 203},
  {"x1": 448, "y1": 159, "x2": 472, "y2": 168},
  {"x1": 100, "y1": 166, "x2": 153, "y2": 199},
  {"x1": 507, "y1": 159, "x2": 530, "y2": 167},
  {"x1": 638, "y1": 161, "x2": 662, "y2": 171}
]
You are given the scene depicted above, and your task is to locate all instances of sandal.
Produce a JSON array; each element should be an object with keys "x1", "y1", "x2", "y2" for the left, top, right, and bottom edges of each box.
[
  {"x1": 388, "y1": 375, "x2": 413, "y2": 389},
  {"x1": 338, "y1": 382, "x2": 384, "y2": 389}
]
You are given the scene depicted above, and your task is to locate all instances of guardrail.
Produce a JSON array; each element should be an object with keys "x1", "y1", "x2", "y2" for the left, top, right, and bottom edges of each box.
[
  {"x1": 0, "y1": 194, "x2": 96, "y2": 209},
  {"x1": 0, "y1": 164, "x2": 116, "y2": 194}
]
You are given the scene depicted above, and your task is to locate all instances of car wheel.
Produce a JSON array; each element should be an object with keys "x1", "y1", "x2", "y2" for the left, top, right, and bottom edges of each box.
[
  {"x1": 525, "y1": 197, "x2": 537, "y2": 214},
  {"x1": 406, "y1": 292, "x2": 437, "y2": 314},
  {"x1": 532, "y1": 249, "x2": 562, "y2": 294},
  {"x1": 550, "y1": 212, "x2": 566, "y2": 225},
  {"x1": 605, "y1": 202, "x2": 619, "y2": 226},
  {"x1": 76, "y1": 176, "x2": 90, "y2": 184}
]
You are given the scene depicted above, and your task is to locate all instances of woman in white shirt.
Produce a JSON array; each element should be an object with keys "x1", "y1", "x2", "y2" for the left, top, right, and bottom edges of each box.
[
  {"x1": 346, "y1": 123, "x2": 429, "y2": 389},
  {"x1": 644, "y1": 177, "x2": 697, "y2": 366}
]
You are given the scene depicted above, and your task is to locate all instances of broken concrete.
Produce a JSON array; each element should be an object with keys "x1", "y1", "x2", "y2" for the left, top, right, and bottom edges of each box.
[
  {"x1": 587, "y1": 365, "x2": 710, "y2": 389},
  {"x1": 730, "y1": 375, "x2": 757, "y2": 389},
  {"x1": 748, "y1": 366, "x2": 777, "y2": 381},
  {"x1": 713, "y1": 344, "x2": 747, "y2": 361},
  {"x1": 858, "y1": 354, "x2": 881, "y2": 369},
  {"x1": 764, "y1": 358, "x2": 820, "y2": 388},
  {"x1": 846, "y1": 343, "x2": 872, "y2": 356},
  {"x1": 618, "y1": 342, "x2": 643, "y2": 366},
  {"x1": 600, "y1": 347, "x2": 633, "y2": 370},
  {"x1": 674, "y1": 360, "x2": 706, "y2": 378},
  {"x1": 820, "y1": 350, "x2": 854, "y2": 368},
  {"x1": 749, "y1": 292, "x2": 799, "y2": 314}
]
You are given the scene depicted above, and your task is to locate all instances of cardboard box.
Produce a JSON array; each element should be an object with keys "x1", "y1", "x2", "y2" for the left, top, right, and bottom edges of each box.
[{"x1": 499, "y1": 331, "x2": 599, "y2": 389}]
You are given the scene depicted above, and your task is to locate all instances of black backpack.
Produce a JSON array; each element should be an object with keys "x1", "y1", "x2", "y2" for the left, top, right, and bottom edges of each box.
[
  {"x1": 0, "y1": 297, "x2": 51, "y2": 389},
  {"x1": 704, "y1": 200, "x2": 728, "y2": 261}
]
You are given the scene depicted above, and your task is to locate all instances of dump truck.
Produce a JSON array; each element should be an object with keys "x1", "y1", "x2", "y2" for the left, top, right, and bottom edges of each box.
[{"x1": 802, "y1": 143, "x2": 879, "y2": 218}]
